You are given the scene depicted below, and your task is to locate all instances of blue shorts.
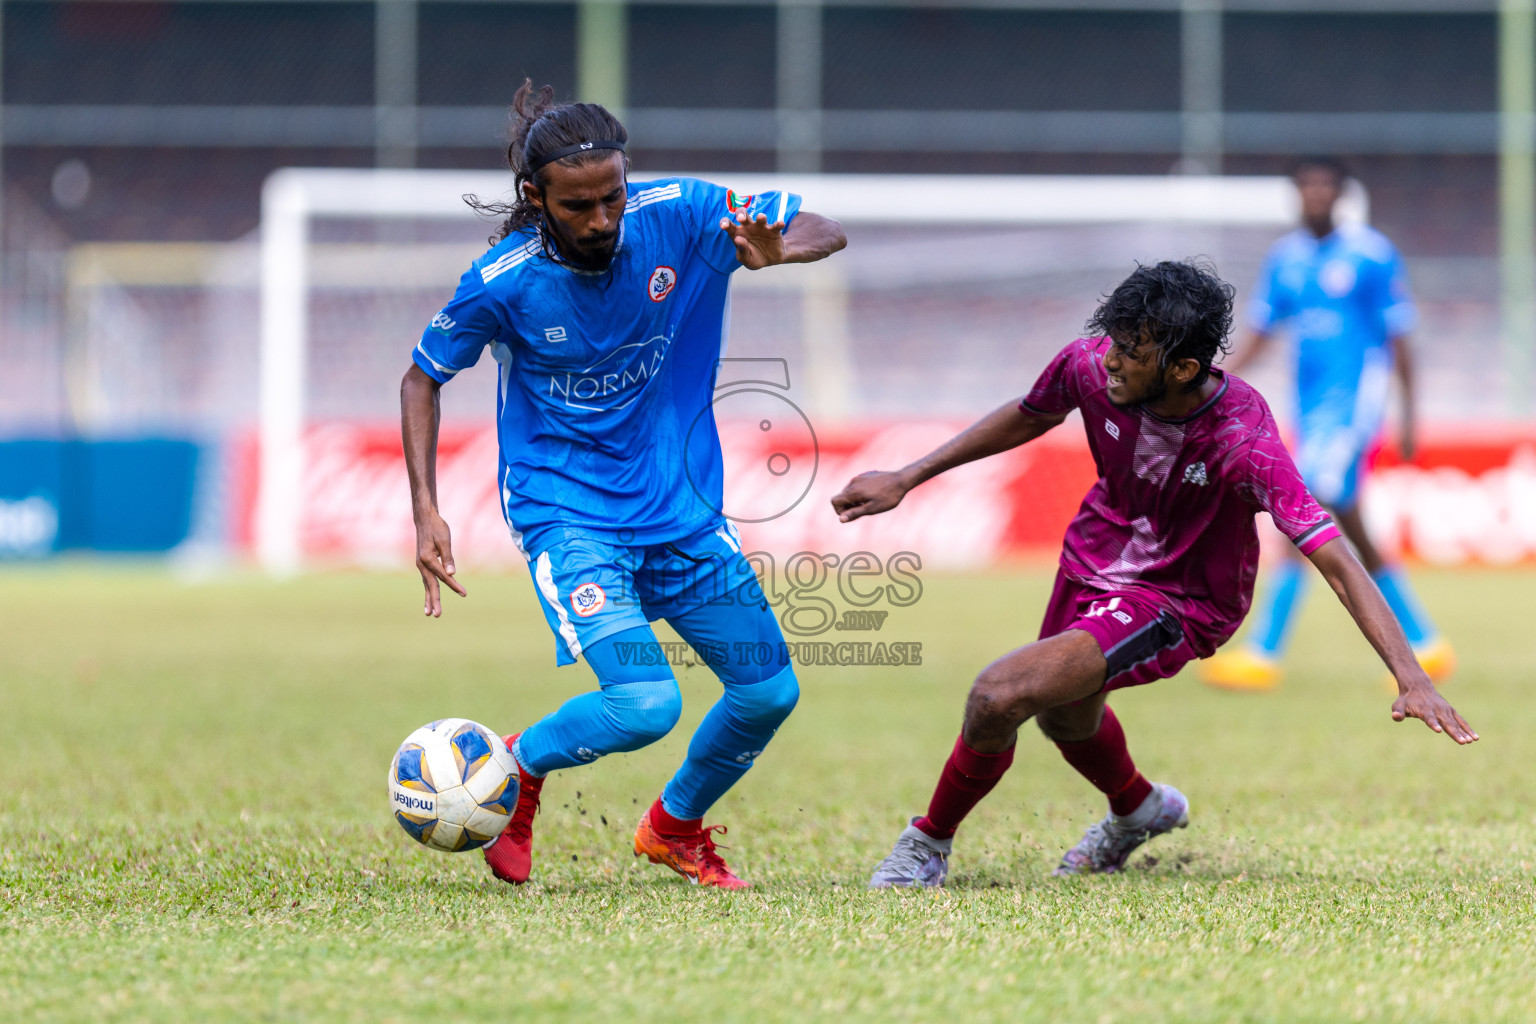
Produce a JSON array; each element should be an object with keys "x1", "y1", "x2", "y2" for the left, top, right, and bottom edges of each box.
[
  {"x1": 1295, "y1": 426, "x2": 1370, "y2": 510},
  {"x1": 1296, "y1": 355, "x2": 1391, "y2": 511},
  {"x1": 526, "y1": 520, "x2": 762, "y2": 666}
]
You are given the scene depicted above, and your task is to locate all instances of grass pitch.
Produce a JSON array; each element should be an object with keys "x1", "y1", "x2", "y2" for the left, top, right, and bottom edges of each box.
[{"x1": 1, "y1": 563, "x2": 1533, "y2": 1023}]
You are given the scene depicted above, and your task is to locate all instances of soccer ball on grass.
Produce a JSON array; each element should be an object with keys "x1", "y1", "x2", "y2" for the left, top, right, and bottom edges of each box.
[{"x1": 388, "y1": 718, "x2": 518, "y2": 852}]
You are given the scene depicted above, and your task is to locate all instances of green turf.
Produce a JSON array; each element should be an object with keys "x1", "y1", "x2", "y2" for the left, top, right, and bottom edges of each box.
[{"x1": 1, "y1": 563, "x2": 1531, "y2": 1023}]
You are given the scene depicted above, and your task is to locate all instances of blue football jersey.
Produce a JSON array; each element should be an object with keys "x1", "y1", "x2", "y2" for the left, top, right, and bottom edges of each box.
[
  {"x1": 1248, "y1": 223, "x2": 1415, "y2": 429},
  {"x1": 413, "y1": 177, "x2": 802, "y2": 555}
]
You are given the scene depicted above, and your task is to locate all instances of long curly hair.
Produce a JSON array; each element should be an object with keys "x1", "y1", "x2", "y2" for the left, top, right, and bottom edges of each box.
[
  {"x1": 465, "y1": 79, "x2": 630, "y2": 243},
  {"x1": 1085, "y1": 259, "x2": 1235, "y2": 391}
]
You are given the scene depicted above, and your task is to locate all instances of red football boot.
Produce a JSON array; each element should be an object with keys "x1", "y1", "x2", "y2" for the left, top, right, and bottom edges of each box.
[
  {"x1": 483, "y1": 733, "x2": 544, "y2": 884},
  {"x1": 633, "y1": 812, "x2": 751, "y2": 889}
]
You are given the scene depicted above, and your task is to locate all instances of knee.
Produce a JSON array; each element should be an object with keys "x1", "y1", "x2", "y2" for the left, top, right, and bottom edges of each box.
[
  {"x1": 1035, "y1": 703, "x2": 1102, "y2": 743},
  {"x1": 725, "y1": 665, "x2": 800, "y2": 728},
  {"x1": 965, "y1": 662, "x2": 1039, "y2": 730},
  {"x1": 602, "y1": 679, "x2": 683, "y2": 745}
]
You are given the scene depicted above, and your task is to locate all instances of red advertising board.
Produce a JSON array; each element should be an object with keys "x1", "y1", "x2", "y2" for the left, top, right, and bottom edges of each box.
[{"x1": 232, "y1": 421, "x2": 1536, "y2": 568}]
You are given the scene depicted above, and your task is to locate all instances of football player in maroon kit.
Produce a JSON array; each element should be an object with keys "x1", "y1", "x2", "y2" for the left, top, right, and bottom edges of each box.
[{"x1": 833, "y1": 260, "x2": 1475, "y2": 886}]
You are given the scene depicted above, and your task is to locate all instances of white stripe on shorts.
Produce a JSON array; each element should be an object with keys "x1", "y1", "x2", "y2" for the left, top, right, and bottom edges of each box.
[{"x1": 534, "y1": 552, "x2": 582, "y2": 660}]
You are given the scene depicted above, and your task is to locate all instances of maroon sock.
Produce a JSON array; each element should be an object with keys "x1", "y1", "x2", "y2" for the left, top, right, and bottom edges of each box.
[
  {"x1": 1054, "y1": 705, "x2": 1153, "y2": 817},
  {"x1": 648, "y1": 798, "x2": 701, "y2": 838},
  {"x1": 914, "y1": 735, "x2": 1016, "y2": 840}
]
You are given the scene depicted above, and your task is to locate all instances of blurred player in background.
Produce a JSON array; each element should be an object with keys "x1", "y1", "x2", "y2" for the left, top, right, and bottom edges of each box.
[
  {"x1": 401, "y1": 82, "x2": 846, "y2": 888},
  {"x1": 1200, "y1": 157, "x2": 1454, "y2": 692},
  {"x1": 833, "y1": 260, "x2": 1475, "y2": 887}
]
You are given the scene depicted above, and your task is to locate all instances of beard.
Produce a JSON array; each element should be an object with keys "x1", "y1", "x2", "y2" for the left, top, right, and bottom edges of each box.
[
  {"x1": 1107, "y1": 374, "x2": 1168, "y2": 408},
  {"x1": 545, "y1": 218, "x2": 620, "y2": 272}
]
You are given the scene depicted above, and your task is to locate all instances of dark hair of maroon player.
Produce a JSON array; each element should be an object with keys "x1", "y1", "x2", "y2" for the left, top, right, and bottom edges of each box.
[
  {"x1": 1085, "y1": 259, "x2": 1236, "y2": 392},
  {"x1": 465, "y1": 79, "x2": 630, "y2": 243}
]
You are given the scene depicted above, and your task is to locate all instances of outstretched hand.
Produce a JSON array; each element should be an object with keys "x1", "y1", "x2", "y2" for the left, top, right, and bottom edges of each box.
[
  {"x1": 1391, "y1": 682, "x2": 1478, "y2": 744},
  {"x1": 831, "y1": 470, "x2": 911, "y2": 523},
  {"x1": 719, "y1": 211, "x2": 786, "y2": 270},
  {"x1": 415, "y1": 509, "x2": 466, "y2": 617}
]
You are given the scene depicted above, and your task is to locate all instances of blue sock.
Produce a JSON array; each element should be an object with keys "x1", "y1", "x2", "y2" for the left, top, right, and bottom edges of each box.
[
  {"x1": 1371, "y1": 568, "x2": 1435, "y2": 647},
  {"x1": 1249, "y1": 560, "x2": 1307, "y2": 657},
  {"x1": 513, "y1": 628, "x2": 682, "y2": 777},
  {"x1": 657, "y1": 590, "x2": 800, "y2": 821},
  {"x1": 661, "y1": 664, "x2": 799, "y2": 821}
]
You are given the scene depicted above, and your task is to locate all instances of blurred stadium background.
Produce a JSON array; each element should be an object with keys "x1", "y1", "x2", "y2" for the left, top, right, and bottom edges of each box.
[{"x1": 1, "y1": 0, "x2": 1534, "y2": 570}]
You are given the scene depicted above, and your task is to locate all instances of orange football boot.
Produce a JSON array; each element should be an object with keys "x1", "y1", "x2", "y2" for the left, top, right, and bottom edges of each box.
[
  {"x1": 633, "y1": 813, "x2": 751, "y2": 889},
  {"x1": 483, "y1": 733, "x2": 544, "y2": 884}
]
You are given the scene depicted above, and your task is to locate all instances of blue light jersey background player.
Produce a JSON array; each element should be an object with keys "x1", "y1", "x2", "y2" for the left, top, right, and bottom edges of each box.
[
  {"x1": 1200, "y1": 157, "x2": 1454, "y2": 693},
  {"x1": 400, "y1": 83, "x2": 846, "y2": 888}
]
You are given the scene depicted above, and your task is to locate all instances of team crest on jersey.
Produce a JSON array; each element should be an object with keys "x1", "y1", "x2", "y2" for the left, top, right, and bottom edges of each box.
[
  {"x1": 648, "y1": 266, "x2": 677, "y2": 302},
  {"x1": 726, "y1": 190, "x2": 754, "y2": 213},
  {"x1": 1183, "y1": 461, "x2": 1209, "y2": 486},
  {"x1": 570, "y1": 582, "x2": 607, "y2": 618}
]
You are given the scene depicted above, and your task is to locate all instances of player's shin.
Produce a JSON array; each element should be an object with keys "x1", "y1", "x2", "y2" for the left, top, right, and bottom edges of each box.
[
  {"x1": 658, "y1": 664, "x2": 799, "y2": 822},
  {"x1": 1053, "y1": 705, "x2": 1153, "y2": 818},
  {"x1": 913, "y1": 735, "x2": 1017, "y2": 841}
]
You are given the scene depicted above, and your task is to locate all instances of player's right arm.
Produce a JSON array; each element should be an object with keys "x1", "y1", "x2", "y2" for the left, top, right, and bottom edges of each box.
[
  {"x1": 402, "y1": 266, "x2": 502, "y2": 616},
  {"x1": 402, "y1": 364, "x2": 465, "y2": 617},
  {"x1": 831, "y1": 401, "x2": 1065, "y2": 522}
]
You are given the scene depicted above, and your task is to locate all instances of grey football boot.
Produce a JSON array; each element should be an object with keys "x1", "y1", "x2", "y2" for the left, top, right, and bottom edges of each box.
[
  {"x1": 1053, "y1": 783, "x2": 1189, "y2": 876},
  {"x1": 869, "y1": 818, "x2": 952, "y2": 889}
]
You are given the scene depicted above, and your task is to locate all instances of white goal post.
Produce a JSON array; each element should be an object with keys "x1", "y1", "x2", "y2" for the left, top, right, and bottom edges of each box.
[{"x1": 256, "y1": 168, "x2": 1366, "y2": 574}]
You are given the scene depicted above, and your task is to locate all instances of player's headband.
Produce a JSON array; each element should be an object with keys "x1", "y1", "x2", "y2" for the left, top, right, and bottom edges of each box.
[{"x1": 527, "y1": 140, "x2": 627, "y2": 174}]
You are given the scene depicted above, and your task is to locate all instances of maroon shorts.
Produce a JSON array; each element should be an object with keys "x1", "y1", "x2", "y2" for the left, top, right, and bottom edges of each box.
[{"x1": 1039, "y1": 570, "x2": 1195, "y2": 692}]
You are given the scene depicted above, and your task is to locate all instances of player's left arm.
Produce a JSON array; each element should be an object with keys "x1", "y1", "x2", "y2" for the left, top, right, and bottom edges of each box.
[
  {"x1": 1306, "y1": 538, "x2": 1477, "y2": 744},
  {"x1": 719, "y1": 210, "x2": 846, "y2": 270},
  {"x1": 1380, "y1": 242, "x2": 1419, "y2": 460},
  {"x1": 1390, "y1": 333, "x2": 1416, "y2": 460}
]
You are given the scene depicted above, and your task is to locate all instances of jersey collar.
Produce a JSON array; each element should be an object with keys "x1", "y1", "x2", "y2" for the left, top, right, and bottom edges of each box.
[{"x1": 1141, "y1": 370, "x2": 1228, "y2": 425}]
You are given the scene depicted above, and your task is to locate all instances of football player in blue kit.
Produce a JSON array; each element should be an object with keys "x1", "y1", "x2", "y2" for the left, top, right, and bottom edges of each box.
[
  {"x1": 401, "y1": 82, "x2": 846, "y2": 887},
  {"x1": 1201, "y1": 156, "x2": 1454, "y2": 692}
]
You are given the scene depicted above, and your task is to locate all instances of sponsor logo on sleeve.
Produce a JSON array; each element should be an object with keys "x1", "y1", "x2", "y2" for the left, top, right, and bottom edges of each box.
[
  {"x1": 648, "y1": 266, "x2": 677, "y2": 302},
  {"x1": 570, "y1": 582, "x2": 607, "y2": 618},
  {"x1": 726, "y1": 190, "x2": 754, "y2": 213},
  {"x1": 430, "y1": 311, "x2": 456, "y2": 335}
]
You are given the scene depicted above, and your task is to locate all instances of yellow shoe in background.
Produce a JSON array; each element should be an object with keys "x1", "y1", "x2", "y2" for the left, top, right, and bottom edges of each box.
[
  {"x1": 1383, "y1": 637, "x2": 1457, "y2": 692},
  {"x1": 1199, "y1": 648, "x2": 1283, "y2": 692},
  {"x1": 1416, "y1": 638, "x2": 1457, "y2": 683}
]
